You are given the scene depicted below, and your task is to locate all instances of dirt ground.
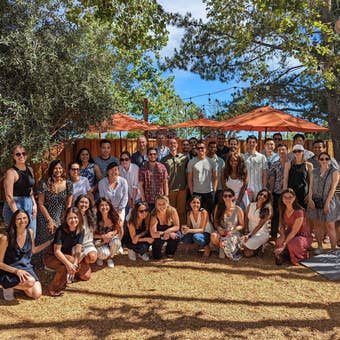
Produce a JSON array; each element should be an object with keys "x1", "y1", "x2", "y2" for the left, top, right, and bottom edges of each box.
[{"x1": 0, "y1": 243, "x2": 339, "y2": 340}]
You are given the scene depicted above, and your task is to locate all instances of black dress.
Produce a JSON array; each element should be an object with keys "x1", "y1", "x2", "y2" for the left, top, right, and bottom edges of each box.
[
  {"x1": 288, "y1": 163, "x2": 309, "y2": 209},
  {"x1": 125, "y1": 220, "x2": 150, "y2": 255},
  {"x1": 0, "y1": 230, "x2": 39, "y2": 288}
]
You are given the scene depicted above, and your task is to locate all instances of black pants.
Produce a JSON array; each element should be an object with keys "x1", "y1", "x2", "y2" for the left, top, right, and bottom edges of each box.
[
  {"x1": 193, "y1": 191, "x2": 215, "y2": 216},
  {"x1": 152, "y1": 237, "x2": 180, "y2": 259},
  {"x1": 271, "y1": 192, "x2": 281, "y2": 239}
]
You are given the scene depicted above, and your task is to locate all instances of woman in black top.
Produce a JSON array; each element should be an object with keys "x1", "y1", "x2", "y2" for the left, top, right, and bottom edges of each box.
[
  {"x1": 0, "y1": 209, "x2": 51, "y2": 301},
  {"x1": 44, "y1": 207, "x2": 85, "y2": 297},
  {"x1": 3, "y1": 145, "x2": 37, "y2": 236}
]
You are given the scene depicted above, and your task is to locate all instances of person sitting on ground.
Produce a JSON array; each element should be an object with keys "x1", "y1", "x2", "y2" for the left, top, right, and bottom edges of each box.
[
  {"x1": 74, "y1": 195, "x2": 98, "y2": 279},
  {"x1": 44, "y1": 207, "x2": 87, "y2": 297},
  {"x1": 182, "y1": 196, "x2": 213, "y2": 257},
  {"x1": 274, "y1": 189, "x2": 312, "y2": 266},
  {"x1": 149, "y1": 195, "x2": 181, "y2": 260},
  {"x1": 125, "y1": 202, "x2": 153, "y2": 261},
  {"x1": 94, "y1": 198, "x2": 123, "y2": 268},
  {"x1": 242, "y1": 189, "x2": 272, "y2": 257},
  {"x1": 0, "y1": 209, "x2": 51, "y2": 301},
  {"x1": 211, "y1": 188, "x2": 244, "y2": 260}
]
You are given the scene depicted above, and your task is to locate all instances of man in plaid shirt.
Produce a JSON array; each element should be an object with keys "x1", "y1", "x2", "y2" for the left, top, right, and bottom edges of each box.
[{"x1": 139, "y1": 147, "x2": 169, "y2": 211}]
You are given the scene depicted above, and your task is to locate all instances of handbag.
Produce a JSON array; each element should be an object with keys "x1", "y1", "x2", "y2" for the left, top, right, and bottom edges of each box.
[{"x1": 312, "y1": 169, "x2": 331, "y2": 209}]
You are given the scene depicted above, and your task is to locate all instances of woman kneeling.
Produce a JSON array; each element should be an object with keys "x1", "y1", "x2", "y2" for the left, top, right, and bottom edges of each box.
[
  {"x1": 243, "y1": 189, "x2": 272, "y2": 257},
  {"x1": 274, "y1": 189, "x2": 312, "y2": 265},
  {"x1": 44, "y1": 207, "x2": 86, "y2": 296}
]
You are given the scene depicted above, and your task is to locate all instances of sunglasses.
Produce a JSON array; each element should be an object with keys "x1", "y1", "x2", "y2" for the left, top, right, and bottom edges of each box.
[
  {"x1": 293, "y1": 150, "x2": 303, "y2": 153},
  {"x1": 319, "y1": 157, "x2": 330, "y2": 161},
  {"x1": 197, "y1": 147, "x2": 205, "y2": 150},
  {"x1": 138, "y1": 209, "x2": 148, "y2": 213},
  {"x1": 223, "y1": 194, "x2": 233, "y2": 198},
  {"x1": 15, "y1": 152, "x2": 26, "y2": 157},
  {"x1": 120, "y1": 157, "x2": 129, "y2": 161},
  {"x1": 258, "y1": 193, "x2": 268, "y2": 198}
]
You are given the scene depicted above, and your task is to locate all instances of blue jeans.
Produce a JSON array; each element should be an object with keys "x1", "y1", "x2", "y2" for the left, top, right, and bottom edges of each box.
[
  {"x1": 3, "y1": 197, "x2": 36, "y2": 237},
  {"x1": 182, "y1": 232, "x2": 210, "y2": 247}
]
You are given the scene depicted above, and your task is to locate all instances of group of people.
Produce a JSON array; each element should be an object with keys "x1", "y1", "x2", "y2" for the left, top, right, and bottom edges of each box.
[{"x1": 0, "y1": 131, "x2": 339, "y2": 300}]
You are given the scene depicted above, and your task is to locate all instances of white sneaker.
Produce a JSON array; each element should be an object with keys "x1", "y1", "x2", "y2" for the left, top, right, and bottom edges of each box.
[
  {"x1": 314, "y1": 247, "x2": 324, "y2": 255},
  {"x1": 118, "y1": 246, "x2": 124, "y2": 255},
  {"x1": 107, "y1": 259, "x2": 115, "y2": 268},
  {"x1": 219, "y1": 248, "x2": 226, "y2": 259},
  {"x1": 138, "y1": 253, "x2": 149, "y2": 261},
  {"x1": 3, "y1": 288, "x2": 14, "y2": 301},
  {"x1": 128, "y1": 249, "x2": 136, "y2": 261},
  {"x1": 96, "y1": 259, "x2": 104, "y2": 266}
]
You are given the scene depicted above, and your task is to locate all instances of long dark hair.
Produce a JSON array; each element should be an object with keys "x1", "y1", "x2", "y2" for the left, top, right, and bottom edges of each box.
[
  {"x1": 214, "y1": 188, "x2": 235, "y2": 225},
  {"x1": 279, "y1": 188, "x2": 304, "y2": 225},
  {"x1": 75, "y1": 147, "x2": 95, "y2": 166},
  {"x1": 46, "y1": 159, "x2": 66, "y2": 191},
  {"x1": 224, "y1": 153, "x2": 247, "y2": 181},
  {"x1": 61, "y1": 207, "x2": 84, "y2": 234},
  {"x1": 74, "y1": 194, "x2": 96, "y2": 230},
  {"x1": 255, "y1": 189, "x2": 272, "y2": 219},
  {"x1": 7, "y1": 209, "x2": 30, "y2": 249},
  {"x1": 96, "y1": 197, "x2": 120, "y2": 234},
  {"x1": 128, "y1": 201, "x2": 149, "y2": 229}
]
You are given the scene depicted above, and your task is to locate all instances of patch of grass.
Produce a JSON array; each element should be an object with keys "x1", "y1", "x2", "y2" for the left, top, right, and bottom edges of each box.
[{"x1": 0, "y1": 244, "x2": 339, "y2": 339}]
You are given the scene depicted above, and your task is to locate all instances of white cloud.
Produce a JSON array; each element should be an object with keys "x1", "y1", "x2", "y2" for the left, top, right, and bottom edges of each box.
[{"x1": 158, "y1": 0, "x2": 207, "y2": 57}]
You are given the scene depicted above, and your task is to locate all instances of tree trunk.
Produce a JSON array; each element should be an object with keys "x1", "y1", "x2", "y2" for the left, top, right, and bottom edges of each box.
[{"x1": 326, "y1": 89, "x2": 340, "y2": 161}]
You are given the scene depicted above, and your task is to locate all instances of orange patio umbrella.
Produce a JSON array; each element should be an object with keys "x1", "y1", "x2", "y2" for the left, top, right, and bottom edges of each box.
[
  {"x1": 220, "y1": 106, "x2": 329, "y2": 133},
  {"x1": 168, "y1": 117, "x2": 224, "y2": 129},
  {"x1": 88, "y1": 112, "x2": 161, "y2": 133}
]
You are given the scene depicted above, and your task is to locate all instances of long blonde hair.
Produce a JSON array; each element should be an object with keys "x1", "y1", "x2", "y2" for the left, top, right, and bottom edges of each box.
[{"x1": 151, "y1": 195, "x2": 175, "y2": 225}]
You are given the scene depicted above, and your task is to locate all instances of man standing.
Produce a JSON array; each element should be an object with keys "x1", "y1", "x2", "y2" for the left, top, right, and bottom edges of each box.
[
  {"x1": 263, "y1": 137, "x2": 279, "y2": 173},
  {"x1": 131, "y1": 135, "x2": 148, "y2": 168},
  {"x1": 269, "y1": 144, "x2": 288, "y2": 240},
  {"x1": 187, "y1": 141, "x2": 217, "y2": 215},
  {"x1": 156, "y1": 132, "x2": 170, "y2": 161},
  {"x1": 139, "y1": 147, "x2": 168, "y2": 211},
  {"x1": 242, "y1": 135, "x2": 267, "y2": 201},
  {"x1": 216, "y1": 133, "x2": 230, "y2": 161},
  {"x1": 228, "y1": 137, "x2": 240, "y2": 154},
  {"x1": 181, "y1": 139, "x2": 192, "y2": 158},
  {"x1": 94, "y1": 139, "x2": 119, "y2": 177},
  {"x1": 308, "y1": 139, "x2": 339, "y2": 170},
  {"x1": 288, "y1": 133, "x2": 314, "y2": 161},
  {"x1": 161, "y1": 139, "x2": 188, "y2": 224},
  {"x1": 206, "y1": 141, "x2": 225, "y2": 202},
  {"x1": 272, "y1": 133, "x2": 283, "y2": 152}
]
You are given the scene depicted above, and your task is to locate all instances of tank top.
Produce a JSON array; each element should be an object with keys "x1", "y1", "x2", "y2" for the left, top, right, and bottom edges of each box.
[
  {"x1": 13, "y1": 166, "x2": 35, "y2": 197},
  {"x1": 220, "y1": 207, "x2": 239, "y2": 231}
]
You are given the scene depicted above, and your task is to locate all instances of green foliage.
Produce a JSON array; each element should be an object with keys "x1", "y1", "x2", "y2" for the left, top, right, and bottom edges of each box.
[
  {"x1": 165, "y1": 0, "x2": 340, "y2": 157},
  {"x1": 0, "y1": 0, "x2": 184, "y2": 170}
]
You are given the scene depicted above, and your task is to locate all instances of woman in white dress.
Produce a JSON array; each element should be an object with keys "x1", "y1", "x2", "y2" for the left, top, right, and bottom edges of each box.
[
  {"x1": 223, "y1": 153, "x2": 249, "y2": 211},
  {"x1": 242, "y1": 189, "x2": 272, "y2": 257}
]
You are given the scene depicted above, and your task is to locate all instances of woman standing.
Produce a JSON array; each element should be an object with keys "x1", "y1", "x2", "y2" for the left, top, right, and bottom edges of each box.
[
  {"x1": 182, "y1": 196, "x2": 213, "y2": 256},
  {"x1": 149, "y1": 195, "x2": 181, "y2": 259},
  {"x1": 126, "y1": 202, "x2": 153, "y2": 261},
  {"x1": 283, "y1": 145, "x2": 313, "y2": 209},
  {"x1": 44, "y1": 207, "x2": 86, "y2": 296},
  {"x1": 3, "y1": 145, "x2": 37, "y2": 236},
  {"x1": 94, "y1": 198, "x2": 123, "y2": 268},
  {"x1": 75, "y1": 195, "x2": 98, "y2": 278},
  {"x1": 307, "y1": 152, "x2": 340, "y2": 253},
  {"x1": 37, "y1": 160, "x2": 73, "y2": 245},
  {"x1": 242, "y1": 189, "x2": 272, "y2": 257},
  {"x1": 223, "y1": 153, "x2": 249, "y2": 210},
  {"x1": 274, "y1": 189, "x2": 312, "y2": 265},
  {"x1": 75, "y1": 148, "x2": 102, "y2": 197},
  {"x1": 0, "y1": 210, "x2": 51, "y2": 301},
  {"x1": 98, "y1": 162, "x2": 128, "y2": 222},
  {"x1": 211, "y1": 189, "x2": 244, "y2": 260}
]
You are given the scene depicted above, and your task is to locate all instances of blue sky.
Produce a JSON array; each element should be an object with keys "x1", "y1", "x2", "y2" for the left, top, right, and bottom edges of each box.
[{"x1": 158, "y1": 0, "x2": 241, "y2": 118}]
